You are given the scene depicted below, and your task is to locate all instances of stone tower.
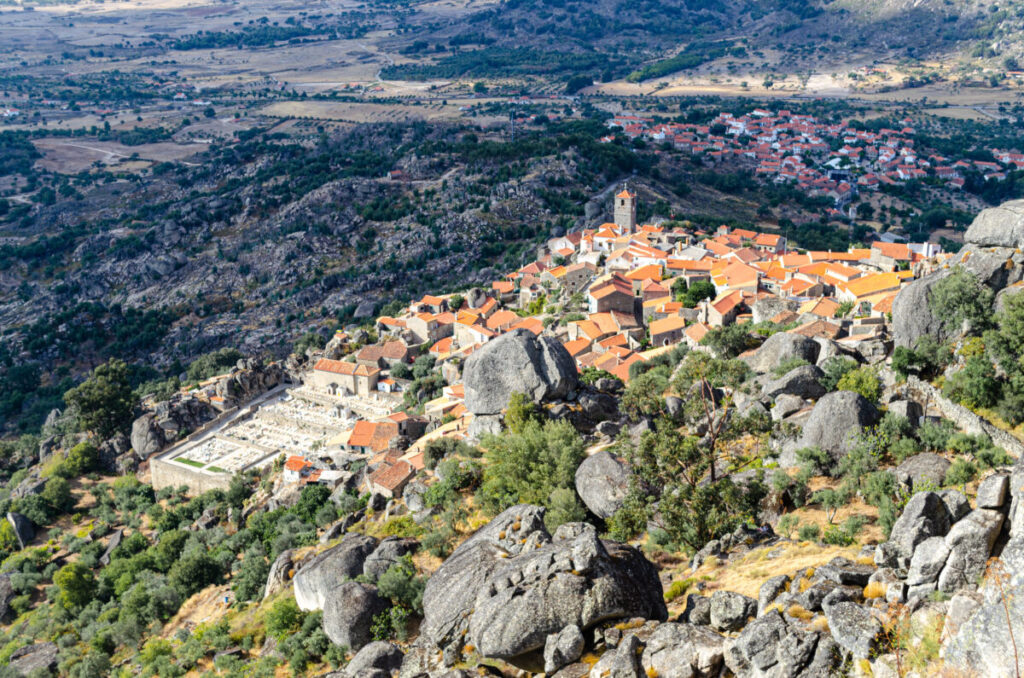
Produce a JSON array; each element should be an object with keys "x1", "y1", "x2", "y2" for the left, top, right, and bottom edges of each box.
[{"x1": 613, "y1": 185, "x2": 637, "y2": 232}]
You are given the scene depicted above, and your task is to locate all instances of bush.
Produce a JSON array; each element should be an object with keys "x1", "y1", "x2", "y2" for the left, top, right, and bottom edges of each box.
[
  {"x1": 58, "y1": 441, "x2": 99, "y2": 477},
  {"x1": 376, "y1": 555, "x2": 425, "y2": 612},
  {"x1": 918, "y1": 418, "x2": 956, "y2": 452},
  {"x1": 836, "y1": 366, "x2": 881, "y2": 403},
  {"x1": 944, "y1": 459, "x2": 978, "y2": 487},
  {"x1": 944, "y1": 356, "x2": 1001, "y2": 409},
  {"x1": 818, "y1": 356, "x2": 857, "y2": 392},
  {"x1": 772, "y1": 356, "x2": 809, "y2": 377},
  {"x1": 476, "y1": 419, "x2": 585, "y2": 528},
  {"x1": 54, "y1": 562, "x2": 96, "y2": 610},
  {"x1": 266, "y1": 597, "x2": 304, "y2": 639},
  {"x1": 797, "y1": 524, "x2": 821, "y2": 541}
]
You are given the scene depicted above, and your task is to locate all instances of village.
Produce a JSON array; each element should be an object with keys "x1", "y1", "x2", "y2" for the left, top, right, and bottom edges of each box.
[
  {"x1": 149, "y1": 185, "x2": 950, "y2": 507},
  {"x1": 605, "y1": 108, "x2": 1021, "y2": 212}
]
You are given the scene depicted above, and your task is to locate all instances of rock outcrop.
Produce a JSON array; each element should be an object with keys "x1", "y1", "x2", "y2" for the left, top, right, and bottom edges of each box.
[
  {"x1": 796, "y1": 391, "x2": 879, "y2": 461},
  {"x1": 322, "y1": 581, "x2": 387, "y2": 650},
  {"x1": 574, "y1": 450, "x2": 630, "y2": 519},
  {"x1": 421, "y1": 505, "x2": 666, "y2": 670},
  {"x1": 744, "y1": 333, "x2": 820, "y2": 374},
  {"x1": 463, "y1": 329, "x2": 578, "y2": 416},
  {"x1": 293, "y1": 533, "x2": 378, "y2": 611}
]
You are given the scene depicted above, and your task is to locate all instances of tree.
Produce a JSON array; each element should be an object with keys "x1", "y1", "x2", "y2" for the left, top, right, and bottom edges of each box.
[
  {"x1": 620, "y1": 369, "x2": 668, "y2": 420},
  {"x1": 42, "y1": 477, "x2": 75, "y2": 514},
  {"x1": 819, "y1": 356, "x2": 857, "y2": 391},
  {"x1": 293, "y1": 332, "x2": 325, "y2": 355},
  {"x1": 615, "y1": 420, "x2": 764, "y2": 551},
  {"x1": 266, "y1": 597, "x2": 304, "y2": 640},
  {"x1": 944, "y1": 355, "x2": 1001, "y2": 409},
  {"x1": 54, "y1": 562, "x2": 96, "y2": 610},
  {"x1": 59, "y1": 441, "x2": 99, "y2": 477},
  {"x1": 376, "y1": 555, "x2": 426, "y2": 613},
  {"x1": 476, "y1": 419, "x2": 585, "y2": 529},
  {"x1": 504, "y1": 392, "x2": 543, "y2": 434},
  {"x1": 930, "y1": 267, "x2": 994, "y2": 334},
  {"x1": 836, "y1": 366, "x2": 881, "y2": 403},
  {"x1": 169, "y1": 551, "x2": 221, "y2": 597},
  {"x1": 64, "y1": 359, "x2": 135, "y2": 440},
  {"x1": 701, "y1": 324, "x2": 756, "y2": 359},
  {"x1": 233, "y1": 545, "x2": 270, "y2": 602}
]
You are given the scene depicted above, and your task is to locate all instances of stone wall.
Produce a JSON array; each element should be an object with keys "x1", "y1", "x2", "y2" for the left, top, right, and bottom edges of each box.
[
  {"x1": 150, "y1": 458, "x2": 234, "y2": 494},
  {"x1": 906, "y1": 376, "x2": 1024, "y2": 458}
]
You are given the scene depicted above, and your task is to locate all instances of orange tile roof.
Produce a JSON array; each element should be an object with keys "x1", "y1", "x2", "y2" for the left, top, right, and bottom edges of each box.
[
  {"x1": 650, "y1": 315, "x2": 687, "y2": 336},
  {"x1": 871, "y1": 241, "x2": 912, "y2": 260},
  {"x1": 368, "y1": 460, "x2": 415, "y2": 493},
  {"x1": 625, "y1": 264, "x2": 663, "y2": 282},
  {"x1": 841, "y1": 272, "x2": 902, "y2": 299},
  {"x1": 285, "y1": 455, "x2": 312, "y2": 472},
  {"x1": 563, "y1": 338, "x2": 592, "y2": 357}
]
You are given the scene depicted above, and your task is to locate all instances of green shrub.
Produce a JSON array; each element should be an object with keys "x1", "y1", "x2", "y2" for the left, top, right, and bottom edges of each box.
[
  {"x1": 797, "y1": 524, "x2": 821, "y2": 542},
  {"x1": 945, "y1": 459, "x2": 978, "y2": 487},
  {"x1": 266, "y1": 597, "x2": 304, "y2": 640},
  {"x1": 836, "y1": 366, "x2": 881, "y2": 403}
]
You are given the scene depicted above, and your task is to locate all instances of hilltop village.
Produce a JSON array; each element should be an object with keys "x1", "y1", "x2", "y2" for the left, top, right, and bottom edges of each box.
[
  {"x1": 147, "y1": 188, "x2": 944, "y2": 500},
  {"x1": 607, "y1": 108, "x2": 1020, "y2": 209}
]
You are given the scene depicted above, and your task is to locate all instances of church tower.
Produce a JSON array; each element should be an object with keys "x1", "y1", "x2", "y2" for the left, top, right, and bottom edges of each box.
[{"x1": 613, "y1": 185, "x2": 637, "y2": 232}]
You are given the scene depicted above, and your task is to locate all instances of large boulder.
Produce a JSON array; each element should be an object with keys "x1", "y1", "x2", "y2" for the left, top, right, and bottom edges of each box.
[
  {"x1": 640, "y1": 622, "x2": 728, "y2": 678},
  {"x1": 574, "y1": 450, "x2": 630, "y2": 519},
  {"x1": 797, "y1": 391, "x2": 879, "y2": 462},
  {"x1": 363, "y1": 537, "x2": 418, "y2": 581},
  {"x1": 761, "y1": 364, "x2": 826, "y2": 400},
  {"x1": 6, "y1": 512, "x2": 34, "y2": 550},
  {"x1": 744, "y1": 333, "x2": 820, "y2": 375},
  {"x1": 421, "y1": 506, "x2": 666, "y2": 670},
  {"x1": 322, "y1": 582, "x2": 387, "y2": 650},
  {"x1": 824, "y1": 602, "x2": 882, "y2": 659},
  {"x1": 944, "y1": 534, "x2": 1024, "y2": 677},
  {"x1": 963, "y1": 199, "x2": 1024, "y2": 248},
  {"x1": 726, "y1": 610, "x2": 838, "y2": 677},
  {"x1": 937, "y1": 509, "x2": 1005, "y2": 593},
  {"x1": 709, "y1": 590, "x2": 756, "y2": 632},
  {"x1": 8, "y1": 642, "x2": 59, "y2": 676},
  {"x1": 886, "y1": 492, "x2": 952, "y2": 561},
  {"x1": 895, "y1": 453, "x2": 951, "y2": 492},
  {"x1": 131, "y1": 413, "x2": 166, "y2": 458},
  {"x1": 264, "y1": 549, "x2": 294, "y2": 600},
  {"x1": 293, "y1": 533, "x2": 378, "y2": 610},
  {"x1": 891, "y1": 271, "x2": 951, "y2": 349},
  {"x1": 463, "y1": 329, "x2": 578, "y2": 415},
  {"x1": 344, "y1": 641, "x2": 404, "y2": 678}
]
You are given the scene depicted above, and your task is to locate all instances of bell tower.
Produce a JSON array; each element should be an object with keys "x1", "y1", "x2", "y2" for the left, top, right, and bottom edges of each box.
[{"x1": 613, "y1": 185, "x2": 637, "y2": 232}]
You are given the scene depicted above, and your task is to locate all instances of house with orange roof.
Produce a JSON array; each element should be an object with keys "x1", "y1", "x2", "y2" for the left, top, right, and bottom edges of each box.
[
  {"x1": 650, "y1": 315, "x2": 688, "y2": 347},
  {"x1": 376, "y1": 316, "x2": 407, "y2": 334},
  {"x1": 869, "y1": 242, "x2": 913, "y2": 271},
  {"x1": 640, "y1": 279, "x2": 671, "y2": 304},
  {"x1": 485, "y1": 309, "x2": 520, "y2": 333},
  {"x1": 597, "y1": 333, "x2": 630, "y2": 352},
  {"x1": 753, "y1": 232, "x2": 786, "y2": 254},
  {"x1": 799, "y1": 297, "x2": 842, "y2": 319},
  {"x1": 455, "y1": 320, "x2": 497, "y2": 347},
  {"x1": 415, "y1": 295, "x2": 446, "y2": 313},
  {"x1": 588, "y1": 274, "x2": 636, "y2": 315},
  {"x1": 712, "y1": 261, "x2": 761, "y2": 294},
  {"x1": 568, "y1": 319, "x2": 609, "y2": 343},
  {"x1": 609, "y1": 354, "x2": 645, "y2": 383},
  {"x1": 702, "y1": 290, "x2": 747, "y2": 326},
  {"x1": 625, "y1": 264, "x2": 663, "y2": 285},
  {"x1": 780, "y1": 277, "x2": 824, "y2": 298},
  {"x1": 405, "y1": 312, "x2": 448, "y2": 345},
  {"x1": 510, "y1": 317, "x2": 544, "y2": 335},
  {"x1": 365, "y1": 459, "x2": 415, "y2": 498},
  {"x1": 429, "y1": 336, "x2": 454, "y2": 357},
  {"x1": 283, "y1": 455, "x2": 314, "y2": 483},
  {"x1": 492, "y1": 280, "x2": 515, "y2": 302},
  {"x1": 684, "y1": 322, "x2": 711, "y2": 348},
  {"x1": 356, "y1": 340, "x2": 412, "y2": 368},
  {"x1": 836, "y1": 272, "x2": 902, "y2": 305},
  {"x1": 562, "y1": 338, "x2": 592, "y2": 359},
  {"x1": 310, "y1": 358, "x2": 381, "y2": 396},
  {"x1": 343, "y1": 420, "x2": 400, "y2": 455}
]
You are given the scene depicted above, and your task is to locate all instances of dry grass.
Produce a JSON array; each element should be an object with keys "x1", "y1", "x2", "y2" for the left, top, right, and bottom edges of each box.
[
  {"x1": 684, "y1": 543, "x2": 859, "y2": 600},
  {"x1": 864, "y1": 581, "x2": 887, "y2": 600}
]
